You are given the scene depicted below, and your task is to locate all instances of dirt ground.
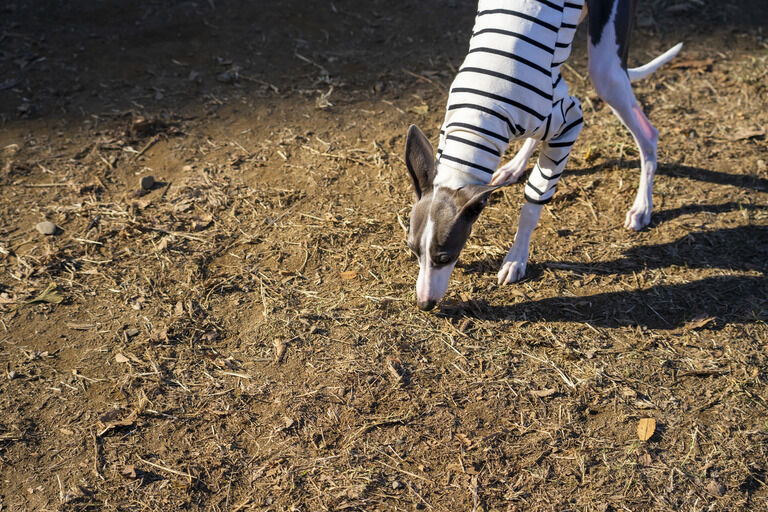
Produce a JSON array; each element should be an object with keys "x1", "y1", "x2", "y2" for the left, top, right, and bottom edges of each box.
[{"x1": 1, "y1": 0, "x2": 767, "y2": 510}]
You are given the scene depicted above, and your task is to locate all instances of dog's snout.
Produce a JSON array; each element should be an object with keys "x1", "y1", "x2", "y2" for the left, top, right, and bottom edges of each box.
[{"x1": 417, "y1": 299, "x2": 437, "y2": 311}]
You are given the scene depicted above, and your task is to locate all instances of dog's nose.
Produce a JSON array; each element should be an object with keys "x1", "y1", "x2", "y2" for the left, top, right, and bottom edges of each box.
[{"x1": 417, "y1": 299, "x2": 436, "y2": 311}]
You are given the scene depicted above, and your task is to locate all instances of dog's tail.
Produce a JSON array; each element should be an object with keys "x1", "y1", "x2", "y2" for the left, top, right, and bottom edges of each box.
[{"x1": 628, "y1": 42, "x2": 683, "y2": 82}]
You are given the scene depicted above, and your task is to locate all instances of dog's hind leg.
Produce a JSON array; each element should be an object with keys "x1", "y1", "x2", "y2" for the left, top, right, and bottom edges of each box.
[
  {"x1": 491, "y1": 138, "x2": 539, "y2": 186},
  {"x1": 588, "y1": 0, "x2": 659, "y2": 231}
]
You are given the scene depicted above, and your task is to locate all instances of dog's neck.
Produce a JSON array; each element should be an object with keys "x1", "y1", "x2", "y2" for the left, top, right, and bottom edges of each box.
[{"x1": 434, "y1": 158, "x2": 491, "y2": 190}]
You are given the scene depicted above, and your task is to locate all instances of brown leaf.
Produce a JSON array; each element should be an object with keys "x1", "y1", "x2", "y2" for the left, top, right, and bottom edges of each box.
[
  {"x1": 637, "y1": 417, "x2": 656, "y2": 441},
  {"x1": 340, "y1": 270, "x2": 357, "y2": 280},
  {"x1": 23, "y1": 283, "x2": 64, "y2": 306},
  {"x1": 637, "y1": 452, "x2": 652, "y2": 466},
  {"x1": 530, "y1": 388, "x2": 556, "y2": 398}
]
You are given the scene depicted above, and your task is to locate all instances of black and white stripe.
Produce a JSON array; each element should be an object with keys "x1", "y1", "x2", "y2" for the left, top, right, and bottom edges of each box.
[{"x1": 436, "y1": 0, "x2": 585, "y2": 203}]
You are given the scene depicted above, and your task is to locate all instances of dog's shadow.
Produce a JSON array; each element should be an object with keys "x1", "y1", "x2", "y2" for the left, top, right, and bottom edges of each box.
[
  {"x1": 568, "y1": 160, "x2": 768, "y2": 194},
  {"x1": 448, "y1": 225, "x2": 768, "y2": 329}
]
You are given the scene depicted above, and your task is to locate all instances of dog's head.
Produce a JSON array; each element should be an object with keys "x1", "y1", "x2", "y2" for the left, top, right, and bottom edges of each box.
[{"x1": 404, "y1": 125, "x2": 498, "y2": 310}]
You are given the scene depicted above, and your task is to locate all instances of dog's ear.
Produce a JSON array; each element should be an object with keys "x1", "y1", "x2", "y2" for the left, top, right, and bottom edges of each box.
[
  {"x1": 405, "y1": 124, "x2": 436, "y2": 199},
  {"x1": 457, "y1": 184, "x2": 501, "y2": 220}
]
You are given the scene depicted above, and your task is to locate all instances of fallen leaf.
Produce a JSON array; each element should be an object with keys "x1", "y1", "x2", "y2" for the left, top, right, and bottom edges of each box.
[
  {"x1": 530, "y1": 388, "x2": 556, "y2": 398},
  {"x1": 115, "y1": 353, "x2": 130, "y2": 364},
  {"x1": 637, "y1": 452, "x2": 652, "y2": 466},
  {"x1": 23, "y1": 283, "x2": 64, "y2": 306},
  {"x1": 409, "y1": 104, "x2": 429, "y2": 115},
  {"x1": 637, "y1": 417, "x2": 656, "y2": 441},
  {"x1": 340, "y1": 271, "x2": 357, "y2": 280}
]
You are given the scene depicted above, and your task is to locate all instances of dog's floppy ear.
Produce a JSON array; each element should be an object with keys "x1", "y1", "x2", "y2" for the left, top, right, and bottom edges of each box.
[
  {"x1": 457, "y1": 184, "x2": 501, "y2": 220},
  {"x1": 405, "y1": 124, "x2": 436, "y2": 199}
]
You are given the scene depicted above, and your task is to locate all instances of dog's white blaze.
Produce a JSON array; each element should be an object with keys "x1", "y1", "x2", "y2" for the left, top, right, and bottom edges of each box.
[{"x1": 416, "y1": 215, "x2": 456, "y2": 305}]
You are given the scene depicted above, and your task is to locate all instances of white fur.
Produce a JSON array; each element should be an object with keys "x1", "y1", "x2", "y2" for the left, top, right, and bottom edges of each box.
[
  {"x1": 409, "y1": 2, "x2": 682, "y2": 307},
  {"x1": 588, "y1": 1, "x2": 660, "y2": 231},
  {"x1": 416, "y1": 212, "x2": 457, "y2": 305},
  {"x1": 491, "y1": 138, "x2": 539, "y2": 186},
  {"x1": 628, "y1": 43, "x2": 683, "y2": 82},
  {"x1": 497, "y1": 201, "x2": 543, "y2": 284}
]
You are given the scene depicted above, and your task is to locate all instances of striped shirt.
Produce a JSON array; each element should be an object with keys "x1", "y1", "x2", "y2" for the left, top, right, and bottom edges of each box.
[{"x1": 436, "y1": 0, "x2": 585, "y2": 203}]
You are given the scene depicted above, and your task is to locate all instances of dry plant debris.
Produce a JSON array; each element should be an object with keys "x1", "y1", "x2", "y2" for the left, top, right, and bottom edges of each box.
[{"x1": 0, "y1": 0, "x2": 766, "y2": 511}]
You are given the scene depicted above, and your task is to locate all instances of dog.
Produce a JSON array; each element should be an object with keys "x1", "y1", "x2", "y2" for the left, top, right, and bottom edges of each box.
[{"x1": 404, "y1": 0, "x2": 681, "y2": 310}]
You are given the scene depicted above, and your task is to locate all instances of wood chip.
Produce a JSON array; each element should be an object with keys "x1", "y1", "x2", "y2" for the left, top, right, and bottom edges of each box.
[
  {"x1": 386, "y1": 358, "x2": 406, "y2": 384},
  {"x1": 727, "y1": 128, "x2": 765, "y2": 141},
  {"x1": 121, "y1": 465, "x2": 137, "y2": 479},
  {"x1": 685, "y1": 315, "x2": 715, "y2": 331},
  {"x1": 706, "y1": 480, "x2": 726, "y2": 496},
  {"x1": 273, "y1": 339, "x2": 287, "y2": 363},
  {"x1": 530, "y1": 388, "x2": 556, "y2": 398},
  {"x1": 669, "y1": 58, "x2": 714, "y2": 71},
  {"x1": 115, "y1": 353, "x2": 130, "y2": 364},
  {"x1": 340, "y1": 270, "x2": 357, "y2": 280}
]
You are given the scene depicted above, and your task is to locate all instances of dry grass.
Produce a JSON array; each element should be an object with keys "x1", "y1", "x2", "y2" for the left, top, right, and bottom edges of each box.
[{"x1": 0, "y1": 0, "x2": 767, "y2": 510}]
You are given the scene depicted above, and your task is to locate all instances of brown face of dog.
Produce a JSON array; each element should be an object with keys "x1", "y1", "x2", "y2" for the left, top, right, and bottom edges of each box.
[{"x1": 404, "y1": 125, "x2": 498, "y2": 310}]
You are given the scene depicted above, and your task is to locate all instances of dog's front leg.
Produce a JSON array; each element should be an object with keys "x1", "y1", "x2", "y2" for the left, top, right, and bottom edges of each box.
[
  {"x1": 491, "y1": 138, "x2": 539, "y2": 186},
  {"x1": 497, "y1": 201, "x2": 543, "y2": 284}
]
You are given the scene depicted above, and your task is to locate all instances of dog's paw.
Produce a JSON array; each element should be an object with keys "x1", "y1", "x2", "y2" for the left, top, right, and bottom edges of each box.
[
  {"x1": 497, "y1": 252, "x2": 528, "y2": 285},
  {"x1": 491, "y1": 158, "x2": 528, "y2": 186},
  {"x1": 624, "y1": 205, "x2": 652, "y2": 231}
]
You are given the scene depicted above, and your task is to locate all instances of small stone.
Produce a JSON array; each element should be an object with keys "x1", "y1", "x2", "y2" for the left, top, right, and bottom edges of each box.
[
  {"x1": 125, "y1": 328, "x2": 139, "y2": 337},
  {"x1": 35, "y1": 221, "x2": 58, "y2": 235},
  {"x1": 140, "y1": 175, "x2": 155, "y2": 190},
  {"x1": 8, "y1": 370, "x2": 17, "y2": 380},
  {"x1": 392, "y1": 480, "x2": 402, "y2": 490}
]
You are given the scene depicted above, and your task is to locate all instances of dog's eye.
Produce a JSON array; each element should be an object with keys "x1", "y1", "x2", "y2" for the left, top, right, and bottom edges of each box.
[{"x1": 436, "y1": 253, "x2": 452, "y2": 264}]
